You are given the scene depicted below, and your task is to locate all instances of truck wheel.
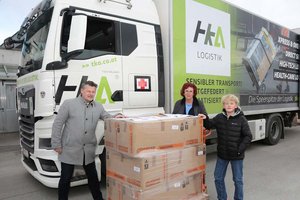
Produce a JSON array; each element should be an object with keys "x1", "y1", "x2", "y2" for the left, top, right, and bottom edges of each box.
[{"x1": 264, "y1": 116, "x2": 282, "y2": 145}]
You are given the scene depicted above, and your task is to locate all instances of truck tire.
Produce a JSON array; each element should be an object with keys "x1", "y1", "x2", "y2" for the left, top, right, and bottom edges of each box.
[{"x1": 264, "y1": 116, "x2": 283, "y2": 145}]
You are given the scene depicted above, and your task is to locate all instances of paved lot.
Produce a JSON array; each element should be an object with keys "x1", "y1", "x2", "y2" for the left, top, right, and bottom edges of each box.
[
  {"x1": 1, "y1": 126, "x2": 300, "y2": 200},
  {"x1": 207, "y1": 126, "x2": 300, "y2": 200}
]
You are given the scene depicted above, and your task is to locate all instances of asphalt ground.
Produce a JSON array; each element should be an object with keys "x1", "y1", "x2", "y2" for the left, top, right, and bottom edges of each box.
[{"x1": 1, "y1": 126, "x2": 300, "y2": 200}]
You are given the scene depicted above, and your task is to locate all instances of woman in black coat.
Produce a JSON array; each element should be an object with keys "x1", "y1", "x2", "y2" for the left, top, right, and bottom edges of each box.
[{"x1": 172, "y1": 82, "x2": 208, "y2": 128}]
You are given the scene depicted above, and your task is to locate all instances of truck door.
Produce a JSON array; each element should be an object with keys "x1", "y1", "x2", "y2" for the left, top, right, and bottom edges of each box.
[
  {"x1": 54, "y1": 10, "x2": 123, "y2": 113},
  {"x1": 121, "y1": 22, "x2": 162, "y2": 110}
]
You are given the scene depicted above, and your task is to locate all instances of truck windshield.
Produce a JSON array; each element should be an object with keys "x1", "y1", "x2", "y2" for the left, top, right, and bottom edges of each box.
[{"x1": 20, "y1": 7, "x2": 53, "y2": 76}]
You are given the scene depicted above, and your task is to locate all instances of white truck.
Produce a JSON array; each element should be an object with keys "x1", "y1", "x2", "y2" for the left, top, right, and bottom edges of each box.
[{"x1": 4, "y1": 0, "x2": 300, "y2": 188}]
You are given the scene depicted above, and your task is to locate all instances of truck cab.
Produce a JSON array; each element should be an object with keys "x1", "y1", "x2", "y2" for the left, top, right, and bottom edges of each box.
[{"x1": 14, "y1": 0, "x2": 164, "y2": 188}]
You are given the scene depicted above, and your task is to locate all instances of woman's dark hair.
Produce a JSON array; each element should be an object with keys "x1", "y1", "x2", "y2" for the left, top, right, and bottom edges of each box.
[{"x1": 180, "y1": 82, "x2": 198, "y2": 97}]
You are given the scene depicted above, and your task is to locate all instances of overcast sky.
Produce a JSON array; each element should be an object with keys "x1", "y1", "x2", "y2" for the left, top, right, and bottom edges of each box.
[
  {"x1": 0, "y1": 0, "x2": 40, "y2": 43},
  {"x1": 225, "y1": 0, "x2": 300, "y2": 30},
  {"x1": 0, "y1": 0, "x2": 300, "y2": 43}
]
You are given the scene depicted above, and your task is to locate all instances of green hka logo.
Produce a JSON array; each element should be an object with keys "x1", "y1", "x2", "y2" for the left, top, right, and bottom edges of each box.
[
  {"x1": 193, "y1": 20, "x2": 225, "y2": 48},
  {"x1": 95, "y1": 76, "x2": 114, "y2": 104},
  {"x1": 55, "y1": 75, "x2": 114, "y2": 105}
]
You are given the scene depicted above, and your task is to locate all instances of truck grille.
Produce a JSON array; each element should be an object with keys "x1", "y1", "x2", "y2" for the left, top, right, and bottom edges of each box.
[
  {"x1": 20, "y1": 118, "x2": 34, "y2": 153},
  {"x1": 18, "y1": 87, "x2": 35, "y2": 153}
]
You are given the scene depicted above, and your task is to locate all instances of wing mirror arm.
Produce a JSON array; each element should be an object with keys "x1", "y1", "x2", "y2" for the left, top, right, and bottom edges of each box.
[{"x1": 46, "y1": 49, "x2": 83, "y2": 70}]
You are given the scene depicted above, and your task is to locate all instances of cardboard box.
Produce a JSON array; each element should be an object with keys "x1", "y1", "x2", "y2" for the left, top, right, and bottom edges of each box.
[
  {"x1": 106, "y1": 145, "x2": 206, "y2": 190},
  {"x1": 105, "y1": 114, "x2": 203, "y2": 156},
  {"x1": 167, "y1": 145, "x2": 206, "y2": 182},
  {"x1": 107, "y1": 173, "x2": 208, "y2": 200},
  {"x1": 106, "y1": 149, "x2": 166, "y2": 190}
]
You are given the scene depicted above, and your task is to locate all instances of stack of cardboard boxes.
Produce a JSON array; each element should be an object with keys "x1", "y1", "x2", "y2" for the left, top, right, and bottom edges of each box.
[{"x1": 104, "y1": 114, "x2": 208, "y2": 200}]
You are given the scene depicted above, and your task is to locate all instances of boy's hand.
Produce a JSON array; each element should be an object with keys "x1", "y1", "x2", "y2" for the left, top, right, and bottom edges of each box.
[{"x1": 198, "y1": 114, "x2": 207, "y2": 119}]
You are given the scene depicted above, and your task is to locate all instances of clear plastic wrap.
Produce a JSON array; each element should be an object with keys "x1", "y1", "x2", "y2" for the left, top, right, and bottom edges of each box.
[
  {"x1": 106, "y1": 145, "x2": 206, "y2": 190},
  {"x1": 105, "y1": 114, "x2": 204, "y2": 157},
  {"x1": 105, "y1": 114, "x2": 208, "y2": 199},
  {"x1": 107, "y1": 172, "x2": 208, "y2": 200}
]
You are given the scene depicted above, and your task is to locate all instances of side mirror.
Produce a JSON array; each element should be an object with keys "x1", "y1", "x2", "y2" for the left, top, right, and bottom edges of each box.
[
  {"x1": 4, "y1": 37, "x2": 14, "y2": 49},
  {"x1": 46, "y1": 49, "x2": 83, "y2": 70},
  {"x1": 46, "y1": 61, "x2": 67, "y2": 70},
  {"x1": 3, "y1": 37, "x2": 24, "y2": 49},
  {"x1": 62, "y1": 49, "x2": 84, "y2": 62},
  {"x1": 111, "y1": 90, "x2": 123, "y2": 101}
]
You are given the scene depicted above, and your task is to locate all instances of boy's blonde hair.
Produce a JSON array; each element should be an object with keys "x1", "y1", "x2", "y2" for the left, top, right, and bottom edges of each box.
[{"x1": 221, "y1": 94, "x2": 239, "y2": 105}]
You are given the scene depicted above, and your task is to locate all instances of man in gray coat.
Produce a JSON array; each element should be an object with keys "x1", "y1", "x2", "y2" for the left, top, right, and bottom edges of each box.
[{"x1": 51, "y1": 80, "x2": 123, "y2": 200}]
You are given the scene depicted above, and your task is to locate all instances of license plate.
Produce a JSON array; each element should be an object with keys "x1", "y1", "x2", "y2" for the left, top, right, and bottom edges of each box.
[{"x1": 23, "y1": 149, "x2": 29, "y2": 158}]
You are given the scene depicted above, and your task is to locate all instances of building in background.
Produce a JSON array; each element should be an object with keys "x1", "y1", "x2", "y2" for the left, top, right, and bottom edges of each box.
[{"x1": 0, "y1": 33, "x2": 21, "y2": 133}]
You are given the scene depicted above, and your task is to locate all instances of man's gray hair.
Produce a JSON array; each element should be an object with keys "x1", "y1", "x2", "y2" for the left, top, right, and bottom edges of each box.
[{"x1": 81, "y1": 80, "x2": 98, "y2": 89}]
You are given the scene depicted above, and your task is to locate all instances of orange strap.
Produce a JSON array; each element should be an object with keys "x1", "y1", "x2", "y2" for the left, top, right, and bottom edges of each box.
[{"x1": 203, "y1": 128, "x2": 212, "y2": 143}]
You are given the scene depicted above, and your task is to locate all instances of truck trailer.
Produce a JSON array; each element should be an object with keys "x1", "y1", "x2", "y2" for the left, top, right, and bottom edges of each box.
[{"x1": 4, "y1": 0, "x2": 300, "y2": 188}]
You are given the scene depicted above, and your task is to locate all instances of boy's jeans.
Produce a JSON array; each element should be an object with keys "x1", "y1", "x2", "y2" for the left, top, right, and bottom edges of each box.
[{"x1": 214, "y1": 157, "x2": 244, "y2": 200}]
